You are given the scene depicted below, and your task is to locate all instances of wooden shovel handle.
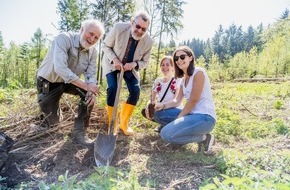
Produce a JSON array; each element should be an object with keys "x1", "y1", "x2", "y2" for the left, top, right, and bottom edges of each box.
[{"x1": 109, "y1": 69, "x2": 124, "y2": 134}]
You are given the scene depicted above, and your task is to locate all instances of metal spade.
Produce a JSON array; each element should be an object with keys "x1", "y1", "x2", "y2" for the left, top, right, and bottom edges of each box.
[{"x1": 94, "y1": 69, "x2": 124, "y2": 167}]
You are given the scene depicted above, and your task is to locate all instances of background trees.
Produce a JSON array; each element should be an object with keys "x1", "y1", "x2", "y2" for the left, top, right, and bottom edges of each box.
[{"x1": 0, "y1": 3, "x2": 289, "y2": 88}]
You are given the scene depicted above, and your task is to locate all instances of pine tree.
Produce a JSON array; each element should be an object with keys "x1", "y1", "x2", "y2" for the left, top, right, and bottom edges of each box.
[
  {"x1": 279, "y1": 8, "x2": 289, "y2": 20},
  {"x1": 31, "y1": 28, "x2": 46, "y2": 69},
  {"x1": 57, "y1": 0, "x2": 89, "y2": 32}
]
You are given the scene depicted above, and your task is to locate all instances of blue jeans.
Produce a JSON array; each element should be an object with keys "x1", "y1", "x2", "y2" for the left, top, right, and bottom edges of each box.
[
  {"x1": 154, "y1": 108, "x2": 216, "y2": 144},
  {"x1": 106, "y1": 70, "x2": 140, "y2": 106}
]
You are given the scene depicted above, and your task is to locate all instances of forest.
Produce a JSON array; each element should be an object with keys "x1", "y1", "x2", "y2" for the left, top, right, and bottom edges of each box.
[
  {"x1": 0, "y1": 0, "x2": 289, "y2": 189},
  {"x1": 0, "y1": 0, "x2": 289, "y2": 89}
]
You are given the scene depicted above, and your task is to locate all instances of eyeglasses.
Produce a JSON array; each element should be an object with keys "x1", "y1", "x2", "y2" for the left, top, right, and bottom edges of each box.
[
  {"x1": 174, "y1": 54, "x2": 188, "y2": 62},
  {"x1": 134, "y1": 20, "x2": 147, "y2": 32}
]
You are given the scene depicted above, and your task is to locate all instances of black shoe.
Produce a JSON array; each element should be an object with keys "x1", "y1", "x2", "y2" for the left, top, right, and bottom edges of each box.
[
  {"x1": 197, "y1": 134, "x2": 214, "y2": 153},
  {"x1": 204, "y1": 134, "x2": 214, "y2": 154},
  {"x1": 171, "y1": 144, "x2": 183, "y2": 151},
  {"x1": 141, "y1": 108, "x2": 146, "y2": 118},
  {"x1": 71, "y1": 133, "x2": 94, "y2": 148},
  {"x1": 197, "y1": 142, "x2": 203, "y2": 152},
  {"x1": 154, "y1": 125, "x2": 163, "y2": 133}
]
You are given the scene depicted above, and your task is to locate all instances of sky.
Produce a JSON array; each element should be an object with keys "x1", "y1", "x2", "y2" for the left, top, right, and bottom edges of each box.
[{"x1": 0, "y1": 0, "x2": 289, "y2": 46}]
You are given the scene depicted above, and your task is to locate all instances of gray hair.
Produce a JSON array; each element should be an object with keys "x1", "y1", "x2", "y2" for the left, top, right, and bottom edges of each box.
[
  {"x1": 81, "y1": 19, "x2": 105, "y2": 39},
  {"x1": 132, "y1": 10, "x2": 151, "y2": 26}
]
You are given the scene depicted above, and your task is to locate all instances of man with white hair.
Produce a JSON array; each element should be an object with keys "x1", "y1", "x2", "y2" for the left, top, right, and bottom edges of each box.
[
  {"x1": 102, "y1": 11, "x2": 154, "y2": 136},
  {"x1": 36, "y1": 19, "x2": 105, "y2": 147}
]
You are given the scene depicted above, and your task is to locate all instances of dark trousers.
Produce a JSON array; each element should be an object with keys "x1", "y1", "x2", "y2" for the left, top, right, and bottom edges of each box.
[
  {"x1": 36, "y1": 77, "x2": 92, "y2": 128},
  {"x1": 106, "y1": 70, "x2": 140, "y2": 106}
]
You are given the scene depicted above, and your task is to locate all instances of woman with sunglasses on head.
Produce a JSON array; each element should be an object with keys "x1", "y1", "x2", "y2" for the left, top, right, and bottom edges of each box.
[
  {"x1": 141, "y1": 56, "x2": 182, "y2": 133},
  {"x1": 153, "y1": 46, "x2": 216, "y2": 154}
]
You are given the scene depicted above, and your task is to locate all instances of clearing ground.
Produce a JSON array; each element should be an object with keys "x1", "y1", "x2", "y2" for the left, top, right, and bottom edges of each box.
[{"x1": 0, "y1": 102, "x2": 219, "y2": 189}]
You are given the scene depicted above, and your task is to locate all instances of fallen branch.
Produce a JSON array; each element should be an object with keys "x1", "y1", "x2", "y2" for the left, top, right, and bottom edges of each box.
[
  {"x1": 13, "y1": 122, "x2": 73, "y2": 147},
  {"x1": 169, "y1": 175, "x2": 195, "y2": 189},
  {"x1": 241, "y1": 104, "x2": 258, "y2": 117},
  {"x1": 0, "y1": 117, "x2": 35, "y2": 132},
  {"x1": 30, "y1": 140, "x2": 65, "y2": 160},
  {"x1": 234, "y1": 78, "x2": 287, "y2": 83}
]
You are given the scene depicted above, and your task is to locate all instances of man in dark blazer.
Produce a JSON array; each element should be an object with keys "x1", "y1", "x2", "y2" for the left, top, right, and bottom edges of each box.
[{"x1": 102, "y1": 11, "x2": 153, "y2": 135}]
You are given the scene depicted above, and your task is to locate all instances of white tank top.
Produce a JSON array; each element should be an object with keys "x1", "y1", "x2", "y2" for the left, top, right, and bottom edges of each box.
[{"x1": 182, "y1": 67, "x2": 217, "y2": 120}]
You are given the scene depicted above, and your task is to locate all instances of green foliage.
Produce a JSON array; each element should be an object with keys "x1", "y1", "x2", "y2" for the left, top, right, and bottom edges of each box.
[
  {"x1": 207, "y1": 54, "x2": 226, "y2": 82},
  {"x1": 212, "y1": 82, "x2": 290, "y2": 141},
  {"x1": 204, "y1": 148, "x2": 290, "y2": 189},
  {"x1": 38, "y1": 168, "x2": 147, "y2": 190},
  {"x1": 268, "y1": 118, "x2": 289, "y2": 135},
  {"x1": 39, "y1": 170, "x2": 78, "y2": 190},
  {"x1": 274, "y1": 100, "x2": 283, "y2": 109},
  {"x1": 214, "y1": 107, "x2": 242, "y2": 143},
  {"x1": 0, "y1": 89, "x2": 6, "y2": 103},
  {"x1": 57, "y1": 0, "x2": 89, "y2": 32},
  {"x1": 242, "y1": 118, "x2": 288, "y2": 138},
  {"x1": 0, "y1": 1, "x2": 289, "y2": 88},
  {"x1": 201, "y1": 174, "x2": 290, "y2": 190},
  {"x1": 0, "y1": 88, "x2": 14, "y2": 104},
  {"x1": 1, "y1": 81, "x2": 290, "y2": 189},
  {"x1": 91, "y1": 0, "x2": 136, "y2": 32}
]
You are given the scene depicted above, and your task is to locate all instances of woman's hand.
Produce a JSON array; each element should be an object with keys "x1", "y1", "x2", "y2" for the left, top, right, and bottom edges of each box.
[{"x1": 145, "y1": 105, "x2": 150, "y2": 119}]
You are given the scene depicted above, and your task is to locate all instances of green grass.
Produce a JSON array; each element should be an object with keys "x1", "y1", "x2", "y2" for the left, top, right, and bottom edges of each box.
[{"x1": 1, "y1": 81, "x2": 290, "y2": 189}]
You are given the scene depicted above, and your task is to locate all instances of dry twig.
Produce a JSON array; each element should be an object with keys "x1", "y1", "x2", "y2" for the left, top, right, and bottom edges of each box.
[
  {"x1": 241, "y1": 104, "x2": 258, "y2": 117},
  {"x1": 13, "y1": 122, "x2": 73, "y2": 147}
]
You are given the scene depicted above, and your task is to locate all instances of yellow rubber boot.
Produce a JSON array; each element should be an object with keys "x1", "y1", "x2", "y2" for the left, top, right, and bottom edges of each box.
[
  {"x1": 120, "y1": 102, "x2": 135, "y2": 136},
  {"x1": 106, "y1": 106, "x2": 118, "y2": 134}
]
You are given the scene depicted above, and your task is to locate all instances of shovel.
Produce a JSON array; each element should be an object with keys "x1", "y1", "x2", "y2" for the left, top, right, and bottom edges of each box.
[{"x1": 94, "y1": 69, "x2": 124, "y2": 167}]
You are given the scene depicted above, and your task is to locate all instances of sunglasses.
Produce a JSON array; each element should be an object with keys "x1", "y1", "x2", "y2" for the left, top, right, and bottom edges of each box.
[
  {"x1": 174, "y1": 54, "x2": 188, "y2": 62},
  {"x1": 134, "y1": 20, "x2": 147, "y2": 32}
]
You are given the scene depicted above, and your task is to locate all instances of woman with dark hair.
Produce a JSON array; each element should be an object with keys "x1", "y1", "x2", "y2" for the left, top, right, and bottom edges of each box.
[{"x1": 153, "y1": 46, "x2": 216, "y2": 154}]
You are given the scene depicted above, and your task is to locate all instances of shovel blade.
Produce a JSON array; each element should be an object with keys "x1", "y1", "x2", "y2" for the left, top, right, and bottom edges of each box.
[{"x1": 94, "y1": 133, "x2": 117, "y2": 167}]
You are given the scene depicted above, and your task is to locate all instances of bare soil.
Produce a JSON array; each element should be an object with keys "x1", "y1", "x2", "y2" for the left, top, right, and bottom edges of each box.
[{"x1": 0, "y1": 104, "x2": 219, "y2": 190}]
